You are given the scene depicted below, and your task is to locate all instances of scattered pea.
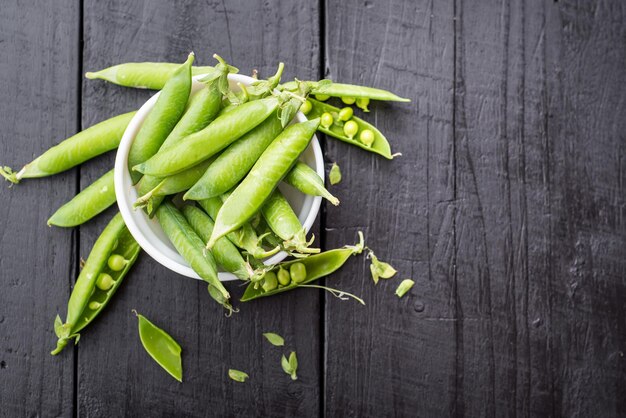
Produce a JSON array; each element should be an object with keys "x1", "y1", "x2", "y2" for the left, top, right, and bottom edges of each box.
[
  {"x1": 300, "y1": 100, "x2": 312, "y2": 115},
  {"x1": 338, "y1": 107, "x2": 353, "y2": 121},
  {"x1": 356, "y1": 97, "x2": 370, "y2": 112},
  {"x1": 289, "y1": 262, "x2": 307, "y2": 283},
  {"x1": 314, "y1": 94, "x2": 330, "y2": 102},
  {"x1": 262, "y1": 272, "x2": 278, "y2": 292},
  {"x1": 320, "y1": 112, "x2": 334, "y2": 129},
  {"x1": 341, "y1": 96, "x2": 356, "y2": 105},
  {"x1": 107, "y1": 254, "x2": 127, "y2": 271},
  {"x1": 88, "y1": 301, "x2": 101, "y2": 310},
  {"x1": 277, "y1": 268, "x2": 291, "y2": 286},
  {"x1": 96, "y1": 273, "x2": 114, "y2": 291},
  {"x1": 359, "y1": 129, "x2": 375, "y2": 147},
  {"x1": 343, "y1": 120, "x2": 358, "y2": 139}
]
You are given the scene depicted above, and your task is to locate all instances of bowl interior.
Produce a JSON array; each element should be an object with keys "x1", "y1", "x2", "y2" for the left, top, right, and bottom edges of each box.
[{"x1": 114, "y1": 73, "x2": 323, "y2": 281}]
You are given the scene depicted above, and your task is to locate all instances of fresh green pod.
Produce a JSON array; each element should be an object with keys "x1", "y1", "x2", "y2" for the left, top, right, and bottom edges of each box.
[
  {"x1": 134, "y1": 97, "x2": 280, "y2": 177},
  {"x1": 128, "y1": 53, "x2": 195, "y2": 183},
  {"x1": 155, "y1": 202, "x2": 230, "y2": 307},
  {"x1": 48, "y1": 169, "x2": 116, "y2": 227},
  {"x1": 52, "y1": 212, "x2": 140, "y2": 354},
  {"x1": 86, "y1": 62, "x2": 219, "y2": 90},
  {"x1": 133, "y1": 158, "x2": 214, "y2": 213},
  {"x1": 1, "y1": 111, "x2": 135, "y2": 184},
  {"x1": 307, "y1": 99, "x2": 398, "y2": 159},
  {"x1": 183, "y1": 112, "x2": 283, "y2": 200},
  {"x1": 198, "y1": 197, "x2": 280, "y2": 259},
  {"x1": 261, "y1": 189, "x2": 319, "y2": 254},
  {"x1": 241, "y1": 232, "x2": 364, "y2": 301},
  {"x1": 207, "y1": 118, "x2": 320, "y2": 248},
  {"x1": 283, "y1": 161, "x2": 339, "y2": 206},
  {"x1": 182, "y1": 205, "x2": 253, "y2": 281},
  {"x1": 134, "y1": 312, "x2": 183, "y2": 382},
  {"x1": 281, "y1": 80, "x2": 410, "y2": 102}
]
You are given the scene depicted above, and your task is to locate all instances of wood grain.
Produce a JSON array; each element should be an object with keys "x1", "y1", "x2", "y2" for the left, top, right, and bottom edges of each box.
[{"x1": 0, "y1": 1, "x2": 79, "y2": 416}]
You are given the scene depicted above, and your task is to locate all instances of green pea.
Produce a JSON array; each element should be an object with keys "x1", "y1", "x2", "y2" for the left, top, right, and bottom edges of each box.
[
  {"x1": 338, "y1": 107, "x2": 353, "y2": 122},
  {"x1": 320, "y1": 112, "x2": 334, "y2": 129},
  {"x1": 356, "y1": 97, "x2": 370, "y2": 112},
  {"x1": 290, "y1": 263, "x2": 307, "y2": 283},
  {"x1": 277, "y1": 268, "x2": 291, "y2": 286},
  {"x1": 341, "y1": 96, "x2": 356, "y2": 105},
  {"x1": 300, "y1": 100, "x2": 312, "y2": 115},
  {"x1": 107, "y1": 254, "x2": 127, "y2": 271},
  {"x1": 343, "y1": 120, "x2": 359, "y2": 139},
  {"x1": 95, "y1": 273, "x2": 114, "y2": 291},
  {"x1": 88, "y1": 301, "x2": 101, "y2": 310},
  {"x1": 359, "y1": 129, "x2": 375, "y2": 147},
  {"x1": 262, "y1": 272, "x2": 278, "y2": 292},
  {"x1": 314, "y1": 94, "x2": 330, "y2": 102}
]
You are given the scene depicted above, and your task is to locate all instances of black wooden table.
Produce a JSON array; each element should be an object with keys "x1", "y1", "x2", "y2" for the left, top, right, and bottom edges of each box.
[{"x1": 1, "y1": 1, "x2": 625, "y2": 417}]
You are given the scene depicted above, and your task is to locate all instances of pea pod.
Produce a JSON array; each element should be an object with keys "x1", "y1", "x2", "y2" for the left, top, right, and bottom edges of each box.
[
  {"x1": 182, "y1": 205, "x2": 256, "y2": 281},
  {"x1": 86, "y1": 62, "x2": 221, "y2": 90},
  {"x1": 183, "y1": 112, "x2": 284, "y2": 201},
  {"x1": 283, "y1": 161, "x2": 339, "y2": 206},
  {"x1": 1, "y1": 111, "x2": 135, "y2": 184},
  {"x1": 128, "y1": 53, "x2": 195, "y2": 183},
  {"x1": 48, "y1": 169, "x2": 116, "y2": 227},
  {"x1": 134, "y1": 96, "x2": 280, "y2": 177},
  {"x1": 155, "y1": 202, "x2": 231, "y2": 311},
  {"x1": 198, "y1": 197, "x2": 280, "y2": 259},
  {"x1": 134, "y1": 311, "x2": 183, "y2": 382},
  {"x1": 241, "y1": 232, "x2": 364, "y2": 301},
  {"x1": 281, "y1": 80, "x2": 410, "y2": 102},
  {"x1": 307, "y1": 99, "x2": 398, "y2": 159},
  {"x1": 261, "y1": 189, "x2": 319, "y2": 254},
  {"x1": 207, "y1": 118, "x2": 320, "y2": 248},
  {"x1": 52, "y1": 212, "x2": 140, "y2": 354}
]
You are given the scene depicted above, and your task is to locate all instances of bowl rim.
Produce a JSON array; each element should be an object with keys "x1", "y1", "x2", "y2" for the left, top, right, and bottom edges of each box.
[{"x1": 114, "y1": 73, "x2": 323, "y2": 281}]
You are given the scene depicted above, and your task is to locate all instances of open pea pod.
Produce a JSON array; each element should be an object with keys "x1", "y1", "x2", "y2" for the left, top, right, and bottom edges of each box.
[
  {"x1": 52, "y1": 212, "x2": 141, "y2": 355},
  {"x1": 306, "y1": 99, "x2": 397, "y2": 159},
  {"x1": 281, "y1": 80, "x2": 410, "y2": 102},
  {"x1": 241, "y1": 232, "x2": 364, "y2": 301}
]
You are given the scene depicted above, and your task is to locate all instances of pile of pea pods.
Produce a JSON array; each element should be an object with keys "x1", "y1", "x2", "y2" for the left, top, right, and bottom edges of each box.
[{"x1": 0, "y1": 53, "x2": 410, "y2": 357}]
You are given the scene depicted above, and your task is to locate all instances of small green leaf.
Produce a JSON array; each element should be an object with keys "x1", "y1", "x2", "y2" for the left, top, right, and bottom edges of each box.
[
  {"x1": 281, "y1": 354, "x2": 292, "y2": 375},
  {"x1": 395, "y1": 279, "x2": 415, "y2": 298},
  {"x1": 368, "y1": 250, "x2": 397, "y2": 284},
  {"x1": 263, "y1": 332, "x2": 285, "y2": 347},
  {"x1": 329, "y1": 162, "x2": 342, "y2": 185},
  {"x1": 228, "y1": 369, "x2": 249, "y2": 383},
  {"x1": 288, "y1": 351, "x2": 298, "y2": 379}
]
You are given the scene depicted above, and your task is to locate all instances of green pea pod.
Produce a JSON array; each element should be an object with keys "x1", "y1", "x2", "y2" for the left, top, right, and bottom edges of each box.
[
  {"x1": 86, "y1": 62, "x2": 221, "y2": 90},
  {"x1": 134, "y1": 96, "x2": 280, "y2": 177},
  {"x1": 207, "y1": 118, "x2": 320, "y2": 248},
  {"x1": 52, "y1": 212, "x2": 140, "y2": 354},
  {"x1": 128, "y1": 53, "x2": 195, "y2": 183},
  {"x1": 182, "y1": 205, "x2": 255, "y2": 281},
  {"x1": 198, "y1": 197, "x2": 280, "y2": 259},
  {"x1": 133, "y1": 158, "x2": 214, "y2": 213},
  {"x1": 134, "y1": 312, "x2": 183, "y2": 382},
  {"x1": 48, "y1": 169, "x2": 116, "y2": 227},
  {"x1": 261, "y1": 189, "x2": 319, "y2": 254},
  {"x1": 1, "y1": 111, "x2": 135, "y2": 184},
  {"x1": 307, "y1": 99, "x2": 398, "y2": 159},
  {"x1": 155, "y1": 202, "x2": 231, "y2": 309},
  {"x1": 283, "y1": 161, "x2": 339, "y2": 206},
  {"x1": 241, "y1": 232, "x2": 364, "y2": 301},
  {"x1": 281, "y1": 80, "x2": 410, "y2": 102},
  {"x1": 183, "y1": 112, "x2": 284, "y2": 201}
]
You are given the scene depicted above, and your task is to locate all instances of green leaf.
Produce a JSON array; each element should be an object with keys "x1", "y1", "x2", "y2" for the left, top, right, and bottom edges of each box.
[
  {"x1": 368, "y1": 250, "x2": 397, "y2": 284},
  {"x1": 228, "y1": 369, "x2": 249, "y2": 383},
  {"x1": 281, "y1": 354, "x2": 292, "y2": 374},
  {"x1": 395, "y1": 279, "x2": 415, "y2": 298},
  {"x1": 329, "y1": 162, "x2": 342, "y2": 185},
  {"x1": 263, "y1": 332, "x2": 285, "y2": 347},
  {"x1": 288, "y1": 352, "x2": 298, "y2": 380}
]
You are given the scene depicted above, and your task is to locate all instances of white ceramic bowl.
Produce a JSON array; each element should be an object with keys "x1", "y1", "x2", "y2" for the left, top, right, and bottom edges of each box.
[{"x1": 115, "y1": 73, "x2": 323, "y2": 281}]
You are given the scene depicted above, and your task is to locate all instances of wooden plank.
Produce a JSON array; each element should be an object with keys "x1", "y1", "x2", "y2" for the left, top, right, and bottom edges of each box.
[
  {"x1": 323, "y1": 0, "x2": 457, "y2": 416},
  {"x1": 454, "y1": 0, "x2": 626, "y2": 416},
  {"x1": 0, "y1": 1, "x2": 78, "y2": 416},
  {"x1": 79, "y1": 1, "x2": 320, "y2": 416}
]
